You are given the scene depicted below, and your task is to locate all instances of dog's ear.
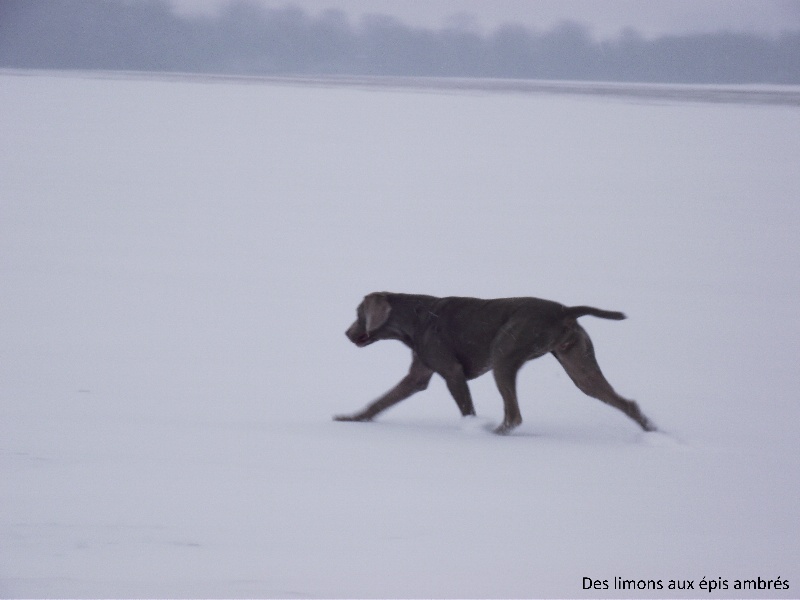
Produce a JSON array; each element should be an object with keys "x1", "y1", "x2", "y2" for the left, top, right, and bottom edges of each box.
[{"x1": 363, "y1": 293, "x2": 391, "y2": 334}]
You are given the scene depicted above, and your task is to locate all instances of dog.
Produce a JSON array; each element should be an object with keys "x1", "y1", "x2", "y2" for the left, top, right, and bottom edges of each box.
[{"x1": 335, "y1": 292, "x2": 656, "y2": 434}]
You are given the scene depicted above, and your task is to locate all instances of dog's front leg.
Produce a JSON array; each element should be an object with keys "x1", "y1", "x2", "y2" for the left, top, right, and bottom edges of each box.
[
  {"x1": 439, "y1": 363, "x2": 477, "y2": 418},
  {"x1": 334, "y1": 354, "x2": 434, "y2": 422}
]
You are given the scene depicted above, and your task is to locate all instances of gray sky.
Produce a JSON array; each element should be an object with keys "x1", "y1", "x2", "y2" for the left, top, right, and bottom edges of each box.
[{"x1": 170, "y1": 0, "x2": 800, "y2": 39}]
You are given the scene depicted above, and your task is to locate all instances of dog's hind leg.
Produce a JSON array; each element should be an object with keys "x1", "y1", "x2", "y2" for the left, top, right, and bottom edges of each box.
[
  {"x1": 553, "y1": 325, "x2": 656, "y2": 432},
  {"x1": 492, "y1": 360, "x2": 525, "y2": 434}
]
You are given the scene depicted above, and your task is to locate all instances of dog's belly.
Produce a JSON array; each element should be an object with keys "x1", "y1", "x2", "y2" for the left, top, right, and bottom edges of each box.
[{"x1": 458, "y1": 354, "x2": 493, "y2": 380}]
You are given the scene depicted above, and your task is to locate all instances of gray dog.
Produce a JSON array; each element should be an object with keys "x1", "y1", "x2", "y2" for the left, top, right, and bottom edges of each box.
[{"x1": 335, "y1": 292, "x2": 656, "y2": 434}]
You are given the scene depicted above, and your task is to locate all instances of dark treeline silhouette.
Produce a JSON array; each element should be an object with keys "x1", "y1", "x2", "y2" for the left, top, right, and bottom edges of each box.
[{"x1": 1, "y1": 0, "x2": 799, "y2": 83}]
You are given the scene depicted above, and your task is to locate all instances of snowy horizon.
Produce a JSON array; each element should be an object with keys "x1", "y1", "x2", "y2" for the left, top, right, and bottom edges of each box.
[{"x1": 2, "y1": 0, "x2": 799, "y2": 84}]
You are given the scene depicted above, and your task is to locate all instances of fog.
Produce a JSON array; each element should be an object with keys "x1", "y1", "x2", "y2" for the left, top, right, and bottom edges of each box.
[{"x1": 1, "y1": 0, "x2": 799, "y2": 83}]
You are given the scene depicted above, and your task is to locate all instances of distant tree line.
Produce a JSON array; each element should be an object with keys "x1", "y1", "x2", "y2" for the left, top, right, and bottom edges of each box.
[{"x1": 1, "y1": 0, "x2": 799, "y2": 83}]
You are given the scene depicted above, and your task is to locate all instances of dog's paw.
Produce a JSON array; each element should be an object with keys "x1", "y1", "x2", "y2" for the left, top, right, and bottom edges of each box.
[
  {"x1": 493, "y1": 419, "x2": 522, "y2": 435},
  {"x1": 333, "y1": 414, "x2": 371, "y2": 423}
]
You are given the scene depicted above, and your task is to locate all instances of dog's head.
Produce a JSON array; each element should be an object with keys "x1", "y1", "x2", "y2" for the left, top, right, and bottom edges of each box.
[{"x1": 346, "y1": 292, "x2": 392, "y2": 347}]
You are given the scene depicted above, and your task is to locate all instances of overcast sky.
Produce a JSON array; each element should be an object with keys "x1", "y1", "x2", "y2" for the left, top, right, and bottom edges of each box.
[{"x1": 170, "y1": 0, "x2": 800, "y2": 39}]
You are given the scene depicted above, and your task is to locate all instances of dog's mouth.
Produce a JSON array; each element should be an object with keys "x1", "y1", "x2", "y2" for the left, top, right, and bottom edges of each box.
[{"x1": 354, "y1": 333, "x2": 375, "y2": 347}]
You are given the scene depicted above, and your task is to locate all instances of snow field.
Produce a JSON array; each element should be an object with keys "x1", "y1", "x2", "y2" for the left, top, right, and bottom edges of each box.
[{"x1": 1, "y1": 71, "x2": 799, "y2": 597}]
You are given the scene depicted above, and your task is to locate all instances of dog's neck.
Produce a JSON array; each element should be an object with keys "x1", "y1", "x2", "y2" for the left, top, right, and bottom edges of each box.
[{"x1": 381, "y1": 293, "x2": 440, "y2": 349}]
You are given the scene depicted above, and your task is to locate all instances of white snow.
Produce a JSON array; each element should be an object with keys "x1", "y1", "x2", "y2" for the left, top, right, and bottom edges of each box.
[{"x1": 1, "y1": 70, "x2": 798, "y2": 598}]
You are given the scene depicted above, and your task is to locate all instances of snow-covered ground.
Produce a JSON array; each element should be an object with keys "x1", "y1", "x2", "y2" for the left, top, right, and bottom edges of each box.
[{"x1": 1, "y1": 70, "x2": 798, "y2": 598}]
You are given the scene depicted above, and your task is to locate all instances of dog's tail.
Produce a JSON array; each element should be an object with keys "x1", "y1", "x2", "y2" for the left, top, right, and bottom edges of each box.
[{"x1": 564, "y1": 305, "x2": 626, "y2": 321}]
